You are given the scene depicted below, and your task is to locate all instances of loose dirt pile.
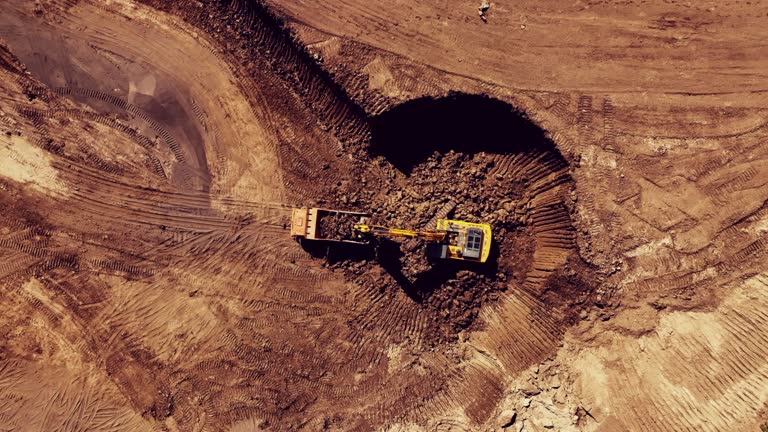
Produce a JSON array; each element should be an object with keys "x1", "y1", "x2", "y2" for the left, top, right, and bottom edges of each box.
[
  {"x1": 366, "y1": 150, "x2": 526, "y2": 231},
  {"x1": 317, "y1": 212, "x2": 359, "y2": 241},
  {"x1": 320, "y1": 132, "x2": 570, "y2": 342}
]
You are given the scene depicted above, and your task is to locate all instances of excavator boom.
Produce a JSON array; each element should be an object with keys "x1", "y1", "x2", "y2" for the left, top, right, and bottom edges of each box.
[{"x1": 353, "y1": 224, "x2": 446, "y2": 241}]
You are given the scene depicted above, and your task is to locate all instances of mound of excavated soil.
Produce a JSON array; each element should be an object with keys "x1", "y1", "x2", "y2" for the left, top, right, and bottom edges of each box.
[
  {"x1": 317, "y1": 212, "x2": 359, "y2": 241},
  {"x1": 316, "y1": 96, "x2": 581, "y2": 342}
]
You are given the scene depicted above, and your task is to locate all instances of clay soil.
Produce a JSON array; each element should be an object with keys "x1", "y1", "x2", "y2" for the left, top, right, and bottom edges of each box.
[{"x1": 1, "y1": 0, "x2": 768, "y2": 431}]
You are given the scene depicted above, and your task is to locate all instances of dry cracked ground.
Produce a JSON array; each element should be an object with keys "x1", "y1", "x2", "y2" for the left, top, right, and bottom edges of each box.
[{"x1": 1, "y1": 0, "x2": 768, "y2": 431}]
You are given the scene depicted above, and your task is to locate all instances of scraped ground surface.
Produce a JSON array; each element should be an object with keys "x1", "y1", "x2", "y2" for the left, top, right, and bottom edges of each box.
[{"x1": 1, "y1": 0, "x2": 767, "y2": 431}]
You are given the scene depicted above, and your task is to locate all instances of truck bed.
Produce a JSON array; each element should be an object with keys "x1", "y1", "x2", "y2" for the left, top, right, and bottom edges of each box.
[{"x1": 291, "y1": 208, "x2": 370, "y2": 244}]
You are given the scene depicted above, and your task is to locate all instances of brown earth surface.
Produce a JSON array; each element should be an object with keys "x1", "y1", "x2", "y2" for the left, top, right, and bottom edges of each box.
[{"x1": 1, "y1": 0, "x2": 767, "y2": 431}]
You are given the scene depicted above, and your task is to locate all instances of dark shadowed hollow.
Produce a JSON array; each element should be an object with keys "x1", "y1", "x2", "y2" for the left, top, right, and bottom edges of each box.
[{"x1": 369, "y1": 93, "x2": 558, "y2": 173}]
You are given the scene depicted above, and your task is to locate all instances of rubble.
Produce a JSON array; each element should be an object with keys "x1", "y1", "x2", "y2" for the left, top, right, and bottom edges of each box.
[
  {"x1": 317, "y1": 212, "x2": 359, "y2": 241},
  {"x1": 499, "y1": 409, "x2": 517, "y2": 428},
  {"x1": 479, "y1": 1, "x2": 491, "y2": 22}
]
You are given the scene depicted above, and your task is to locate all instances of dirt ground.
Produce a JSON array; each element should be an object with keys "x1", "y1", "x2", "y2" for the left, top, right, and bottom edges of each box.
[{"x1": 1, "y1": 0, "x2": 767, "y2": 431}]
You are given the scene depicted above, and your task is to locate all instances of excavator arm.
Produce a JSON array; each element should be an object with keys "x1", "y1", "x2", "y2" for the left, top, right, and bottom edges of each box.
[{"x1": 353, "y1": 224, "x2": 446, "y2": 242}]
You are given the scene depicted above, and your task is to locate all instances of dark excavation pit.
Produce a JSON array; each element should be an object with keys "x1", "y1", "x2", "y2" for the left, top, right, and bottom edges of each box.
[{"x1": 308, "y1": 93, "x2": 591, "y2": 342}]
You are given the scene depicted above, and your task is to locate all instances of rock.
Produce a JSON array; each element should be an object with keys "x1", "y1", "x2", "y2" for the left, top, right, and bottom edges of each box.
[
  {"x1": 553, "y1": 387, "x2": 567, "y2": 405},
  {"x1": 498, "y1": 409, "x2": 517, "y2": 429},
  {"x1": 522, "y1": 398, "x2": 532, "y2": 408},
  {"x1": 543, "y1": 419, "x2": 554, "y2": 429},
  {"x1": 522, "y1": 385, "x2": 541, "y2": 396}
]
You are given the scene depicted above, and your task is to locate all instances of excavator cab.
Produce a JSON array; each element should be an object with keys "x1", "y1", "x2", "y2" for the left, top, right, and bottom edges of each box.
[
  {"x1": 462, "y1": 227, "x2": 484, "y2": 259},
  {"x1": 427, "y1": 220, "x2": 491, "y2": 263}
]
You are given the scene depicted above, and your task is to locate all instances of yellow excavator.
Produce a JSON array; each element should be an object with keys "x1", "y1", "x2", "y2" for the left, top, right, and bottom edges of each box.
[{"x1": 291, "y1": 208, "x2": 492, "y2": 263}]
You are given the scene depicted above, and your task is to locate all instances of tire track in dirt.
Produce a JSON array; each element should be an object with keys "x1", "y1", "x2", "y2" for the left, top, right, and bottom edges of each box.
[
  {"x1": 53, "y1": 89, "x2": 165, "y2": 149},
  {"x1": 598, "y1": 274, "x2": 768, "y2": 432},
  {"x1": 51, "y1": 87, "x2": 197, "y2": 186},
  {"x1": 49, "y1": 157, "x2": 288, "y2": 234},
  {"x1": 15, "y1": 105, "x2": 165, "y2": 177},
  {"x1": 0, "y1": 25, "x2": 312, "y2": 425},
  {"x1": 0, "y1": 277, "x2": 164, "y2": 431}
]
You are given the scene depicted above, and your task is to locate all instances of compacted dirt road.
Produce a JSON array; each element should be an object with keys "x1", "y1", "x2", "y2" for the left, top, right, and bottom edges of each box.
[{"x1": 0, "y1": 1, "x2": 767, "y2": 431}]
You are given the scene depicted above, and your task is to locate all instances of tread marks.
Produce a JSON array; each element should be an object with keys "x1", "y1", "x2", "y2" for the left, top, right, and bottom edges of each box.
[
  {"x1": 509, "y1": 149, "x2": 576, "y2": 292},
  {"x1": 54, "y1": 87, "x2": 185, "y2": 163},
  {"x1": 49, "y1": 160, "x2": 261, "y2": 232},
  {"x1": 704, "y1": 166, "x2": 760, "y2": 204},
  {"x1": 602, "y1": 97, "x2": 617, "y2": 150},
  {"x1": 16, "y1": 105, "x2": 167, "y2": 180},
  {"x1": 85, "y1": 259, "x2": 156, "y2": 280},
  {"x1": 0, "y1": 253, "x2": 39, "y2": 280},
  {"x1": 458, "y1": 362, "x2": 504, "y2": 424},
  {"x1": 75, "y1": 140, "x2": 129, "y2": 176},
  {"x1": 576, "y1": 95, "x2": 593, "y2": 126},
  {"x1": 143, "y1": 152, "x2": 168, "y2": 179},
  {"x1": 691, "y1": 142, "x2": 760, "y2": 182},
  {"x1": 715, "y1": 237, "x2": 768, "y2": 273}
]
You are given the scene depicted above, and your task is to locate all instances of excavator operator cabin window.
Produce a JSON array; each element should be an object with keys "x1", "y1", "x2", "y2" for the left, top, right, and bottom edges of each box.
[{"x1": 464, "y1": 228, "x2": 483, "y2": 259}]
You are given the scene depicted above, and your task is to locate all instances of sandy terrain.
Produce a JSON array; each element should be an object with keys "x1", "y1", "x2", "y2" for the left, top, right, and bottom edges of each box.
[{"x1": 0, "y1": 0, "x2": 767, "y2": 431}]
